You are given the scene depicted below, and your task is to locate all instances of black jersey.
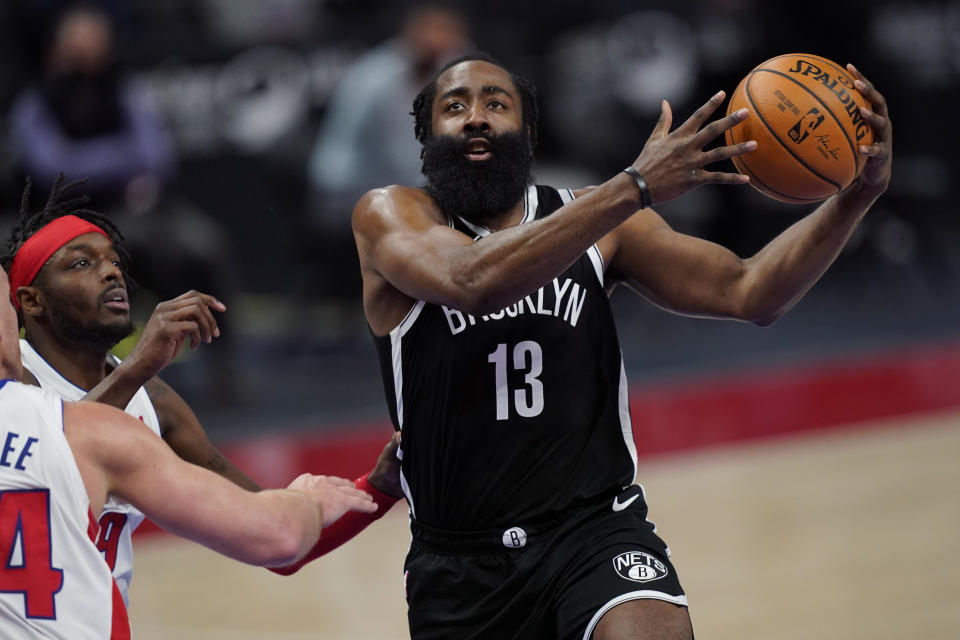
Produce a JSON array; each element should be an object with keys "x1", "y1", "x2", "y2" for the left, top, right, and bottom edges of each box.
[{"x1": 373, "y1": 185, "x2": 638, "y2": 531}]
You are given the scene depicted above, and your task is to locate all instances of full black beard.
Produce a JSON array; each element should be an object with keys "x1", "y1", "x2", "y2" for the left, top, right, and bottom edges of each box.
[
  {"x1": 50, "y1": 303, "x2": 134, "y2": 353},
  {"x1": 421, "y1": 131, "x2": 533, "y2": 226}
]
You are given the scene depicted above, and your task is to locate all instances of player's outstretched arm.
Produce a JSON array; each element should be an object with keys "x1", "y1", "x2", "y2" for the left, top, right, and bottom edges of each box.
[
  {"x1": 83, "y1": 290, "x2": 225, "y2": 409},
  {"x1": 602, "y1": 66, "x2": 891, "y2": 326},
  {"x1": 270, "y1": 432, "x2": 403, "y2": 576},
  {"x1": 64, "y1": 400, "x2": 377, "y2": 567},
  {"x1": 354, "y1": 92, "x2": 754, "y2": 327}
]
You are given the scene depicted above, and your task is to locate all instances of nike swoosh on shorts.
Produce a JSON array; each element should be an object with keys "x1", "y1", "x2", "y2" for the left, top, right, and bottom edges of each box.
[{"x1": 611, "y1": 494, "x2": 639, "y2": 512}]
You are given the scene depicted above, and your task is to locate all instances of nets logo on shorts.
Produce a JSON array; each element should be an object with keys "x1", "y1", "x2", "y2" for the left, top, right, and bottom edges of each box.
[{"x1": 612, "y1": 551, "x2": 668, "y2": 583}]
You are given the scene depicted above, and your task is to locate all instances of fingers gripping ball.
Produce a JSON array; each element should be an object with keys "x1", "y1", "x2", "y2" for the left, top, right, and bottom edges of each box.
[{"x1": 725, "y1": 53, "x2": 874, "y2": 203}]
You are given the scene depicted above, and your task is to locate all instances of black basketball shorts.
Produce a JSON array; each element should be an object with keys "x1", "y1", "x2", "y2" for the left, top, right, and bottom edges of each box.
[{"x1": 403, "y1": 485, "x2": 687, "y2": 640}]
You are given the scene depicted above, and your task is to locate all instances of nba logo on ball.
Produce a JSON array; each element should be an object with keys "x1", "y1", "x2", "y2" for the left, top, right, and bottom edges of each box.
[
  {"x1": 788, "y1": 108, "x2": 824, "y2": 144},
  {"x1": 612, "y1": 551, "x2": 668, "y2": 583},
  {"x1": 725, "y1": 52, "x2": 875, "y2": 203}
]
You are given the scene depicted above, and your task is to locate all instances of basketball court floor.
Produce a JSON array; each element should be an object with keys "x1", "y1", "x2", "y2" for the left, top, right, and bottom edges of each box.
[{"x1": 128, "y1": 408, "x2": 960, "y2": 639}]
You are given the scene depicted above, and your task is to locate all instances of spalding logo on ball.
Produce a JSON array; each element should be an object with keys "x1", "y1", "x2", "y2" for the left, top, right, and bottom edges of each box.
[{"x1": 725, "y1": 53, "x2": 874, "y2": 204}]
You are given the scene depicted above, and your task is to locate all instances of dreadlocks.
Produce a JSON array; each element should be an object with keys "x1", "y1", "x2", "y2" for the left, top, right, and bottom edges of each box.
[
  {"x1": 411, "y1": 52, "x2": 540, "y2": 155},
  {"x1": 1, "y1": 174, "x2": 133, "y2": 287}
]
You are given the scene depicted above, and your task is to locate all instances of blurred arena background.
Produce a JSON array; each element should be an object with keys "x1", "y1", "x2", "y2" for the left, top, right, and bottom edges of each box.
[{"x1": 0, "y1": 0, "x2": 957, "y2": 638}]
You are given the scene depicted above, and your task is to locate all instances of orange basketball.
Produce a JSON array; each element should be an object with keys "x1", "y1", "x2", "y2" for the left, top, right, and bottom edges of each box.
[{"x1": 725, "y1": 53, "x2": 873, "y2": 204}]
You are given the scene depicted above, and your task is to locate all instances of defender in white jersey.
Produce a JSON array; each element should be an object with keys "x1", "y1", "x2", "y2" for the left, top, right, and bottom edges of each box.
[
  {"x1": 0, "y1": 265, "x2": 379, "y2": 639},
  {"x1": 353, "y1": 53, "x2": 891, "y2": 638},
  {"x1": 2, "y1": 176, "x2": 405, "y2": 592},
  {"x1": 19, "y1": 339, "x2": 159, "y2": 603},
  {"x1": 0, "y1": 380, "x2": 128, "y2": 639},
  {"x1": 0, "y1": 176, "x2": 261, "y2": 605}
]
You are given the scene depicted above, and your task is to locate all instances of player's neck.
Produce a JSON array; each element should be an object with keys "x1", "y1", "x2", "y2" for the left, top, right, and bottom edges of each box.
[
  {"x1": 477, "y1": 199, "x2": 526, "y2": 233},
  {"x1": 24, "y1": 330, "x2": 110, "y2": 391}
]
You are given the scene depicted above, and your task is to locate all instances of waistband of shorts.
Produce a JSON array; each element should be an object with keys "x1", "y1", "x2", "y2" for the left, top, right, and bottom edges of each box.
[{"x1": 409, "y1": 490, "x2": 621, "y2": 554}]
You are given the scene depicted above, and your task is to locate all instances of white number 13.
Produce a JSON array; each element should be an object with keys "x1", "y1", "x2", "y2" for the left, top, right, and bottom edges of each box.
[{"x1": 487, "y1": 341, "x2": 544, "y2": 421}]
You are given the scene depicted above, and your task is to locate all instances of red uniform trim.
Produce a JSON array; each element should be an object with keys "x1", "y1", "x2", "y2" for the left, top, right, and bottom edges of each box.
[{"x1": 88, "y1": 508, "x2": 131, "y2": 639}]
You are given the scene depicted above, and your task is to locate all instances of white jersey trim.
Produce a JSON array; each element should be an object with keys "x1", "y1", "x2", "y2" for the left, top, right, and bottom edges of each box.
[
  {"x1": 587, "y1": 245, "x2": 605, "y2": 286},
  {"x1": 559, "y1": 189, "x2": 605, "y2": 286},
  {"x1": 400, "y1": 468, "x2": 416, "y2": 520},
  {"x1": 617, "y1": 354, "x2": 638, "y2": 481},
  {"x1": 456, "y1": 215, "x2": 489, "y2": 238},
  {"x1": 582, "y1": 591, "x2": 689, "y2": 640},
  {"x1": 388, "y1": 300, "x2": 425, "y2": 431},
  {"x1": 389, "y1": 301, "x2": 425, "y2": 520},
  {"x1": 523, "y1": 184, "x2": 538, "y2": 223}
]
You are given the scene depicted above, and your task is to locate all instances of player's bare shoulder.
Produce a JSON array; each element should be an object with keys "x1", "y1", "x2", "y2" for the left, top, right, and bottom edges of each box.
[
  {"x1": 352, "y1": 185, "x2": 446, "y2": 241},
  {"x1": 353, "y1": 185, "x2": 443, "y2": 228}
]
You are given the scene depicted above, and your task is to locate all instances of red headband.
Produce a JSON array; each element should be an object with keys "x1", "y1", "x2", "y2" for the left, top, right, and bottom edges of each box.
[{"x1": 9, "y1": 215, "x2": 110, "y2": 309}]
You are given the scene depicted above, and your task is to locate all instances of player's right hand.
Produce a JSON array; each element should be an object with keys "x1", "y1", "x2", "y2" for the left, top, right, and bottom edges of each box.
[
  {"x1": 125, "y1": 290, "x2": 226, "y2": 379},
  {"x1": 366, "y1": 431, "x2": 403, "y2": 498},
  {"x1": 629, "y1": 91, "x2": 756, "y2": 205},
  {"x1": 288, "y1": 474, "x2": 378, "y2": 527}
]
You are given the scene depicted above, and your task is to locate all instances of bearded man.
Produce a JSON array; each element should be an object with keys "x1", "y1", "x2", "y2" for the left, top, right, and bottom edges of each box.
[{"x1": 351, "y1": 52, "x2": 892, "y2": 639}]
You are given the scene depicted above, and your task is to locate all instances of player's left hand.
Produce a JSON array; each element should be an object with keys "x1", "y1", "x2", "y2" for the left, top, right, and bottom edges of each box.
[
  {"x1": 123, "y1": 290, "x2": 225, "y2": 381},
  {"x1": 366, "y1": 431, "x2": 403, "y2": 498},
  {"x1": 847, "y1": 63, "x2": 892, "y2": 194},
  {"x1": 288, "y1": 474, "x2": 378, "y2": 527}
]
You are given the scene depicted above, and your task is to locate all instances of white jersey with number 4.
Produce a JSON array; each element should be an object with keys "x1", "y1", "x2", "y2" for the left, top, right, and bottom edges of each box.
[
  {"x1": 0, "y1": 379, "x2": 130, "y2": 639},
  {"x1": 20, "y1": 339, "x2": 161, "y2": 605}
]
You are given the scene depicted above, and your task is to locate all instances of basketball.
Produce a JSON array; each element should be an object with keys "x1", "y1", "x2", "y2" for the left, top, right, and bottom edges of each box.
[{"x1": 724, "y1": 53, "x2": 874, "y2": 204}]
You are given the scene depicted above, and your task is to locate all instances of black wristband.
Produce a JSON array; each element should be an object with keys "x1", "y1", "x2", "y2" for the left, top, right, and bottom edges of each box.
[{"x1": 622, "y1": 166, "x2": 652, "y2": 209}]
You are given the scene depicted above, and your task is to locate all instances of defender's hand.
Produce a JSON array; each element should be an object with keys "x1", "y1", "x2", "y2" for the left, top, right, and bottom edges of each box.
[
  {"x1": 366, "y1": 432, "x2": 403, "y2": 499},
  {"x1": 288, "y1": 474, "x2": 378, "y2": 527},
  {"x1": 630, "y1": 91, "x2": 756, "y2": 205},
  {"x1": 847, "y1": 63, "x2": 892, "y2": 195},
  {"x1": 123, "y1": 290, "x2": 225, "y2": 380}
]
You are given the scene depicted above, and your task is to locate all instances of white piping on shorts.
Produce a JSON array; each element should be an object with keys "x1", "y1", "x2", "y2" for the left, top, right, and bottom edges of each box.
[{"x1": 582, "y1": 591, "x2": 689, "y2": 640}]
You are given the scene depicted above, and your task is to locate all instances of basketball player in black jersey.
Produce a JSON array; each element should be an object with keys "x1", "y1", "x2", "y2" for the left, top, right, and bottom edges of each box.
[{"x1": 352, "y1": 53, "x2": 891, "y2": 639}]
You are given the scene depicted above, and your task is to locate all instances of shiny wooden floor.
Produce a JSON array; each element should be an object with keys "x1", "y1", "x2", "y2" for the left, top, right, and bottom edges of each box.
[{"x1": 129, "y1": 410, "x2": 960, "y2": 639}]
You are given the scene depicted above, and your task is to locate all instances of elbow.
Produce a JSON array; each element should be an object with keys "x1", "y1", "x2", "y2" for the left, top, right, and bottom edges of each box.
[
  {"x1": 447, "y1": 262, "x2": 526, "y2": 315},
  {"x1": 743, "y1": 304, "x2": 786, "y2": 327},
  {"x1": 458, "y1": 291, "x2": 504, "y2": 317},
  {"x1": 250, "y1": 498, "x2": 319, "y2": 567},
  {"x1": 749, "y1": 314, "x2": 779, "y2": 328},
  {"x1": 733, "y1": 275, "x2": 785, "y2": 327},
  {"x1": 447, "y1": 269, "x2": 498, "y2": 316},
  {"x1": 260, "y1": 524, "x2": 312, "y2": 568},
  {"x1": 270, "y1": 538, "x2": 308, "y2": 569}
]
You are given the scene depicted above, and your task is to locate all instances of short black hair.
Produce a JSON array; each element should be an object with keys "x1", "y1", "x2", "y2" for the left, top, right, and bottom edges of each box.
[
  {"x1": 1, "y1": 175, "x2": 133, "y2": 287},
  {"x1": 411, "y1": 52, "x2": 539, "y2": 152}
]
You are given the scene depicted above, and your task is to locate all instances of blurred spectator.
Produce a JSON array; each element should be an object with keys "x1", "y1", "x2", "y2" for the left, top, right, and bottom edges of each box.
[
  {"x1": 8, "y1": 4, "x2": 173, "y2": 209},
  {"x1": 7, "y1": 3, "x2": 246, "y2": 402},
  {"x1": 303, "y1": 0, "x2": 470, "y2": 300}
]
